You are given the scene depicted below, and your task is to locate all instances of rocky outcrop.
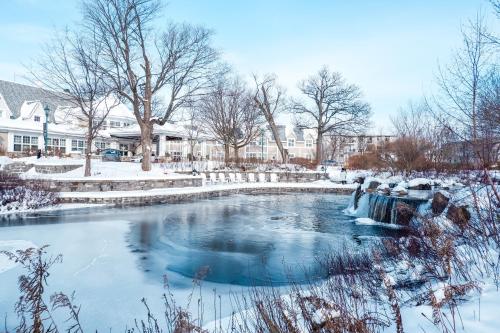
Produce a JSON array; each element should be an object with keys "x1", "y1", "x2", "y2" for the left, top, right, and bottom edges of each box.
[
  {"x1": 431, "y1": 192, "x2": 450, "y2": 215},
  {"x1": 394, "y1": 202, "x2": 416, "y2": 226},
  {"x1": 446, "y1": 204, "x2": 471, "y2": 230}
]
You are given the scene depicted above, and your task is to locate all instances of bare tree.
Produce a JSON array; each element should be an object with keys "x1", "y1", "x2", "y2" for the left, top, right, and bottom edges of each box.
[
  {"x1": 292, "y1": 66, "x2": 371, "y2": 164},
  {"x1": 431, "y1": 14, "x2": 498, "y2": 167},
  {"x1": 199, "y1": 76, "x2": 262, "y2": 165},
  {"x1": 183, "y1": 106, "x2": 203, "y2": 161},
  {"x1": 32, "y1": 30, "x2": 115, "y2": 177},
  {"x1": 491, "y1": 0, "x2": 500, "y2": 16},
  {"x1": 253, "y1": 75, "x2": 288, "y2": 163},
  {"x1": 82, "y1": 0, "x2": 218, "y2": 171},
  {"x1": 323, "y1": 134, "x2": 349, "y2": 161}
]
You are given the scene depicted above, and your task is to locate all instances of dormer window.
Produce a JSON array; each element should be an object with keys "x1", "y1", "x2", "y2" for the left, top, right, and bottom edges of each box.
[
  {"x1": 287, "y1": 138, "x2": 295, "y2": 147},
  {"x1": 34, "y1": 115, "x2": 41, "y2": 122},
  {"x1": 305, "y1": 139, "x2": 313, "y2": 147}
]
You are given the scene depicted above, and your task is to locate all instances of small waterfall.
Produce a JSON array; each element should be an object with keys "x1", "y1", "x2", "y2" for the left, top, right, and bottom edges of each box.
[
  {"x1": 368, "y1": 194, "x2": 395, "y2": 223},
  {"x1": 351, "y1": 192, "x2": 428, "y2": 225}
]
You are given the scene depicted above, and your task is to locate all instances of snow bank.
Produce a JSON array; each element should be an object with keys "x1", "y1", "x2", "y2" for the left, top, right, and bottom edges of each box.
[
  {"x1": 355, "y1": 217, "x2": 404, "y2": 229},
  {"x1": 407, "y1": 178, "x2": 431, "y2": 188}
]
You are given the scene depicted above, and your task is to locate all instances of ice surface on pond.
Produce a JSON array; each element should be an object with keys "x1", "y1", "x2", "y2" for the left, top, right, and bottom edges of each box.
[{"x1": 0, "y1": 193, "x2": 405, "y2": 331}]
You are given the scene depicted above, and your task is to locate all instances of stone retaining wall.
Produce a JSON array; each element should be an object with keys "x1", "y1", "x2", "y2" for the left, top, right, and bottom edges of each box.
[
  {"x1": 2, "y1": 162, "x2": 34, "y2": 174},
  {"x1": 27, "y1": 177, "x2": 203, "y2": 192},
  {"x1": 34, "y1": 164, "x2": 83, "y2": 174},
  {"x1": 59, "y1": 186, "x2": 353, "y2": 205}
]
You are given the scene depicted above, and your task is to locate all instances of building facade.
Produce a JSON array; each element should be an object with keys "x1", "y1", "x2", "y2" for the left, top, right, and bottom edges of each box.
[{"x1": 0, "y1": 80, "x2": 397, "y2": 164}]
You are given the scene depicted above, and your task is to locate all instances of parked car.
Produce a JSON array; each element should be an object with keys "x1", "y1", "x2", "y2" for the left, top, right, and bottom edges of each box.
[{"x1": 101, "y1": 149, "x2": 121, "y2": 162}]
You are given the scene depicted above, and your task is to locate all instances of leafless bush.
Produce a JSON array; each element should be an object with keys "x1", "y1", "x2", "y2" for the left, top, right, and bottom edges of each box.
[
  {"x1": 1, "y1": 246, "x2": 63, "y2": 333},
  {"x1": 0, "y1": 171, "x2": 58, "y2": 211}
]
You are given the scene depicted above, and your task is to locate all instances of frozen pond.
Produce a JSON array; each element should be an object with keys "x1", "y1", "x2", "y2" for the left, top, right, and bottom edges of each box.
[{"x1": 0, "y1": 193, "x2": 404, "y2": 330}]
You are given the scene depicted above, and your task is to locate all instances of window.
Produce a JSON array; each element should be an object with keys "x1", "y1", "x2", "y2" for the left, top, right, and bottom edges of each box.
[
  {"x1": 287, "y1": 138, "x2": 295, "y2": 147},
  {"x1": 13, "y1": 135, "x2": 38, "y2": 152},
  {"x1": 119, "y1": 144, "x2": 129, "y2": 156},
  {"x1": 110, "y1": 121, "x2": 121, "y2": 128},
  {"x1": 305, "y1": 139, "x2": 313, "y2": 147},
  {"x1": 170, "y1": 151, "x2": 182, "y2": 161},
  {"x1": 289, "y1": 153, "x2": 295, "y2": 158},
  {"x1": 34, "y1": 115, "x2": 41, "y2": 122},
  {"x1": 95, "y1": 141, "x2": 108, "y2": 152},
  {"x1": 71, "y1": 139, "x2": 85, "y2": 153},
  {"x1": 13, "y1": 135, "x2": 21, "y2": 152},
  {"x1": 47, "y1": 137, "x2": 66, "y2": 154},
  {"x1": 246, "y1": 152, "x2": 257, "y2": 159}
]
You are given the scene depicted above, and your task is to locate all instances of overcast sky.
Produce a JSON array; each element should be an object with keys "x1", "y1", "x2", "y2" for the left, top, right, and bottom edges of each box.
[{"x1": 0, "y1": 0, "x2": 497, "y2": 132}]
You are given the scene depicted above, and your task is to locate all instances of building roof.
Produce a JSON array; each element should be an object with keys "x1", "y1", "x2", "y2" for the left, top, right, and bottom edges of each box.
[
  {"x1": 0, "y1": 117, "x2": 108, "y2": 138},
  {"x1": 107, "y1": 121, "x2": 188, "y2": 139},
  {"x1": 0, "y1": 80, "x2": 71, "y2": 119},
  {"x1": 292, "y1": 127, "x2": 305, "y2": 141}
]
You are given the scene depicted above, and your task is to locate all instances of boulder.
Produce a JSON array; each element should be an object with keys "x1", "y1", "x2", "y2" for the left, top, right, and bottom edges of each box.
[
  {"x1": 395, "y1": 202, "x2": 416, "y2": 226},
  {"x1": 446, "y1": 204, "x2": 471, "y2": 230},
  {"x1": 366, "y1": 180, "x2": 381, "y2": 191},
  {"x1": 408, "y1": 178, "x2": 432, "y2": 190},
  {"x1": 431, "y1": 192, "x2": 450, "y2": 215},
  {"x1": 408, "y1": 183, "x2": 432, "y2": 190}
]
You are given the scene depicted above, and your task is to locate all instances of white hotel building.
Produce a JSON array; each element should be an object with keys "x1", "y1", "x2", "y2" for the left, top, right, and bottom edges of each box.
[{"x1": 0, "y1": 80, "x2": 392, "y2": 164}]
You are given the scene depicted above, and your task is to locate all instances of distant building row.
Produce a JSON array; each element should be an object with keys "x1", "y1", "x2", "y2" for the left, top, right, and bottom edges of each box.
[{"x1": 0, "y1": 79, "x2": 395, "y2": 164}]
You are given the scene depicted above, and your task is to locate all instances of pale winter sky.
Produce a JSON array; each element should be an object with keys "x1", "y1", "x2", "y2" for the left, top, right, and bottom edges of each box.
[{"x1": 0, "y1": 0, "x2": 498, "y2": 132}]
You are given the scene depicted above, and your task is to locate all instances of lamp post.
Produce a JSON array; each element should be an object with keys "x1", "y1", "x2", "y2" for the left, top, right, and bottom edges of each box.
[{"x1": 43, "y1": 105, "x2": 49, "y2": 156}]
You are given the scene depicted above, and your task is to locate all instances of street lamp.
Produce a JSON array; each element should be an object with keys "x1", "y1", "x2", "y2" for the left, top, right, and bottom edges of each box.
[{"x1": 43, "y1": 105, "x2": 50, "y2": 156}]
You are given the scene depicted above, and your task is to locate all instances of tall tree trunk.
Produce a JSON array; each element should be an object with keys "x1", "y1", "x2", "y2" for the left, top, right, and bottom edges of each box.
[
  {"x1": 266, "y1": 118, "x2": 287, "y2": 163},
  {"x1": 316, "y1": 132, "x2": 323, "y2": 165},
  {"x1": 140, "y1": 124, "x2": 153, "y2": 172},
  {"x1": 84, "y1": 125, "x2": 93, "y2": 177},
  {"x1": 233, "y1": 145, "x2": 240, "y2": 165},
  {"x1": 224, "y1": 143, "x2": 230, "y2": 165}
]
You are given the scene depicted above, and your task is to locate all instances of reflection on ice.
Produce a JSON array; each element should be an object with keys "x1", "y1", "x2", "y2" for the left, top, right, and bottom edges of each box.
[{"x1": 125, "y1": 194, "x2": 404, "y2": 285}]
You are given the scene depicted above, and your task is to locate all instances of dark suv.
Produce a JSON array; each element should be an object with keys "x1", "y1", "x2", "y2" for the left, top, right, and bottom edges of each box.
[{"x1": 101, "y1": 149, "x2": 121, "y2": 162}]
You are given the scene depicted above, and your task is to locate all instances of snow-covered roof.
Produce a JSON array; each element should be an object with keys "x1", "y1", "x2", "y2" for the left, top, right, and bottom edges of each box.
[
  {"x1": 97, "y1": 96, "x2": 135, "y2": 121},
  {"x1": 0, "y1": 117, "x2": 110, "y2": 138},
  {"x1": 108, "y1": 121, "x2": 189, "y2": 138},
  {"x1": 20, "y1": 101, "x2": 45, "y2": 120},
  {"x1": 0, "y1": 80, "x2": 72, "y2": 118}
]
